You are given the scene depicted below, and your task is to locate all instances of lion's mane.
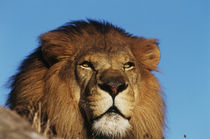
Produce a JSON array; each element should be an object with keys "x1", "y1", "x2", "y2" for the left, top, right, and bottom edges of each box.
[{"x1": 7, "y1": 20, "x2": 165, "y2": 139}]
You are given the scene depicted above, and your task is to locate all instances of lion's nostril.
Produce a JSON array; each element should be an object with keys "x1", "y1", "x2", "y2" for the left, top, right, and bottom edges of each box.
[
  {"x1": 117, "y1": 83, "x2": 128, "y2": 93},
  {"x1": 98, "y1": 83, "x2": 111, "y2": 93}
]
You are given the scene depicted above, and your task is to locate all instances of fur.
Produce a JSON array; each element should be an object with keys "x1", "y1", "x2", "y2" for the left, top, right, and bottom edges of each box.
[{"x1": 7, "y1": 19, "x2": 165, "y2": 139}]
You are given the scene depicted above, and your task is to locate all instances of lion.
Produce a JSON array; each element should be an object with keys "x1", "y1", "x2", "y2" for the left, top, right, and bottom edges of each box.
[{"x1": 7, "y1": 19, "x2": 165, "y2": 139}]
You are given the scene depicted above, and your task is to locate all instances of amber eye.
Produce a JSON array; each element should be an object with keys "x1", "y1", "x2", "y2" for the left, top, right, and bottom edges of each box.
[
  {"x1": 123, "y1": 62, "x2": 135, "y2": 71},
  {"x1": 80, "y1": 61, "x2": 94, "y2": 69}
]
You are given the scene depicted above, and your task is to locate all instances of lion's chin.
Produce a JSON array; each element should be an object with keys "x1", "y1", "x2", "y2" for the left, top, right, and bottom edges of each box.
[{"x1": 92, "y1": 113, "x2": 131, "y2": 137}]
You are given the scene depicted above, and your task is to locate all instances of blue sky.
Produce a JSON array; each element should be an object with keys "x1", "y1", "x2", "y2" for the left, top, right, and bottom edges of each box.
[{"x1": 0, "y1": 0, "x2": 209, "y2": 139}]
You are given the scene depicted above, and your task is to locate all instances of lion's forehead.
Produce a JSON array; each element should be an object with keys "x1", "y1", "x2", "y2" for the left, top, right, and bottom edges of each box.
[{"x1": 78, "y1": 47, "x2": 135, "y2": 65}]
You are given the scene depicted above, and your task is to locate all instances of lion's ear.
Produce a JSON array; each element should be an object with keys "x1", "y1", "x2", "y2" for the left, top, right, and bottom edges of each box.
[
  {"x1": 131, "y1": 38, "x2": 160, "y2": 71},
  {"x1": 40, "y1": 31, "x2": 74, "y2": 66}
]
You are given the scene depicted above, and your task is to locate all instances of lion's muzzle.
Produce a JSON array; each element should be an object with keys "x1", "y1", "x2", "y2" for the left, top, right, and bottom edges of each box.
[
  {"x1": 85, "y1": 69, "x2": 134, "y2": 137},
  {"x1": 93, "y1": 69, "x2": 131, "y2": 120}
]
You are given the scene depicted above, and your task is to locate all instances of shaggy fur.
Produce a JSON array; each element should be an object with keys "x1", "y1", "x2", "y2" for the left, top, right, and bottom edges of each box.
[{"x1": 7, "y1": 19, "x2": 165, "y2": 139}]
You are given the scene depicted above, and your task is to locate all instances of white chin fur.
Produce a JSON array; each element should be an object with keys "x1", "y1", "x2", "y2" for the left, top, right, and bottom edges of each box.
[{"x1": 92, "y1": 113, "x2": 131, "y2": 137}]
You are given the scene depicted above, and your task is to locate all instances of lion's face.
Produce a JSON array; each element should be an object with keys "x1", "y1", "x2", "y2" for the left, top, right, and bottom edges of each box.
[{"x1": 75, "y1": 46, "x2": 140, "y2": 137}]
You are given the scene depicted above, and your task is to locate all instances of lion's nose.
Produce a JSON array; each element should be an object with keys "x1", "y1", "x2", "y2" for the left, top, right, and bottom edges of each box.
[
  {"x1": 98, "y1": 81, "x2": 128, "y2": 99},
  {"x1": 98, "y1": 69, "x2": 128, "y2": 99}
]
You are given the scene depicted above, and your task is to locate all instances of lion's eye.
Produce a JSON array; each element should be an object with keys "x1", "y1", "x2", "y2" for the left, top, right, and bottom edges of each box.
[
  {"x1": 80, "y1": 61, "x2": 94, "y2": 69},
  {"x1": 123, "y1": 62, "x2": 135, "y2": 71}
]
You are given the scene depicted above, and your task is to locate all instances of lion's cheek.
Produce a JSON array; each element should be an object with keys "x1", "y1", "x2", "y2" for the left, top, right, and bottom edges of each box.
[
  {"x1": 66, "y1": 81, "x2": 80, "y2": 103},
  {"x1": 115, "y1": 92, "x2": 135, "y2": 118},
  {"x1": 88, "y1": 91, "x2": 113, "y2": 117}
]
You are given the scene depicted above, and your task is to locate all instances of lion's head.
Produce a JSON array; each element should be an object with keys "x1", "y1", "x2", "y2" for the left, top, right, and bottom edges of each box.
[{"x1": 7, "y1": 20, "x2": 165, "y2": 139}]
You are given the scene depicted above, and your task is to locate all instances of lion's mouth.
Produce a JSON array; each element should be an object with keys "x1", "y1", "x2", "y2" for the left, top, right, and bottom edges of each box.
[{"x1": 92, "y1": 106, "x2": 131, "y2": 121}]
